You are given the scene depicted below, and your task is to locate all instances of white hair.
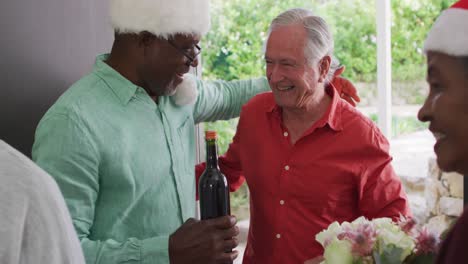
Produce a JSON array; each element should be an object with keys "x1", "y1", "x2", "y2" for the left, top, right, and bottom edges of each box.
[{"x1": 266, "y1": 8, "x2": 338, "y2": 83}]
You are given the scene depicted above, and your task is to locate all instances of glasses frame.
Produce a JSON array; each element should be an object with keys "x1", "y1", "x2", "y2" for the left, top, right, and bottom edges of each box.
[{"x1": 167, "y1": 39, "x2": 202, "y2": 66}]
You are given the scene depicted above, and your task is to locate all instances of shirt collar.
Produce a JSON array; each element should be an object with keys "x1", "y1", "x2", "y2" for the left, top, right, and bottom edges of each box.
[
  {"x1": 266, "y1": 86, "x2": 343, "y2": 132},
  {"x1": 93, "y1": 54, "x2": 139, "y2": 105},
  {"x1": 324, "y1": 86, "x2": 343, "y2": 131}
]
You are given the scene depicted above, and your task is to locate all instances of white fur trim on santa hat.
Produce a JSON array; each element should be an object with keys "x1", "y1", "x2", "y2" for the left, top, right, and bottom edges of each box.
[
  {"x1": 424, "y1": 8, "x2": 468, "y2": 56},
  {"x1": 172, "y1": 74, "x2": 199, "y2": 106},
  {"x1": 110, "y1": 0, "x2": 211, "y2": 38}
]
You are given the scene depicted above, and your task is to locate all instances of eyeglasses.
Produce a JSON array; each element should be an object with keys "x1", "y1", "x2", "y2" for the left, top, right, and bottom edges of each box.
[{"x1": 167, "y1": 39, "x2": 202, "y2": 66}]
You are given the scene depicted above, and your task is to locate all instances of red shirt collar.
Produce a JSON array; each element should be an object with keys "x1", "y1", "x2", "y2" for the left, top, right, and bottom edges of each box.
[{"x1": 266, "y1": 86, "x2": 343, "y2": 132}]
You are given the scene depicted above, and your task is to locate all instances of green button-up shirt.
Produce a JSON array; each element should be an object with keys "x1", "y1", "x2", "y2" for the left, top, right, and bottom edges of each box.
[{"x1": 32, "y1": 55, "x2": 269, "y2": 264}]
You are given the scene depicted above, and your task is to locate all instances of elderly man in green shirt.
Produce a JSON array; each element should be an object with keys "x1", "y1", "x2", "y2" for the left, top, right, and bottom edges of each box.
[
  {"x1": 32, "y1": 0, "x2": 359, "y2": 263},
  {"x1": 33, "y1": 0, "x2": 255, "y2": 263}
]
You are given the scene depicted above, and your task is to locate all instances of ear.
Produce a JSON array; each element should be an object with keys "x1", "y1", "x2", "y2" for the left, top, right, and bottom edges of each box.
[{"x1": 318, "y1": 55, "x2": 331, "y2": 83}]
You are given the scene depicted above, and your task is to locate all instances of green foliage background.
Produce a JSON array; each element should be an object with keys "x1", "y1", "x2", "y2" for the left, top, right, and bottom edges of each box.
[{"x1": 202, "y1": 0, "x2": 453, "y2": 82}]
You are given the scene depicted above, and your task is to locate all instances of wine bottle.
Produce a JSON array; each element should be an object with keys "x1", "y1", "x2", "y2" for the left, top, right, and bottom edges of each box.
[{"x1": 199, "y1": 130, "x2": 231, "y2": 220}]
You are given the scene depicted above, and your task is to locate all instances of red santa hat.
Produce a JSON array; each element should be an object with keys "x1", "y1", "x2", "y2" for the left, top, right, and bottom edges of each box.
[
  {"x1": 424, "y1": 0, "x2": 468, "y2": 56},
  {"x1": 110, "y1": 0, "x2": 210, "y2": 38}
]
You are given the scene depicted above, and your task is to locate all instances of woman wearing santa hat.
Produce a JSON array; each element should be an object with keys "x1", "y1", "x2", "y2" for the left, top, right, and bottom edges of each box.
[{"x1": 418, "y1": 0, "x2": 468, "y2": 262}]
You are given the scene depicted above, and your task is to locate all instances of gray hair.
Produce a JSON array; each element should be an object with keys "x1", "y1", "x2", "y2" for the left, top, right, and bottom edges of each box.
[{"x1": 266, "y1": 8, "x2": 338, "y2": 83}]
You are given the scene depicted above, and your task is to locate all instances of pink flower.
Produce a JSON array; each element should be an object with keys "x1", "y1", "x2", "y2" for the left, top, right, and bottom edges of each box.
[
  {"x1": 338, "y1": 222, "x2": 377, "y2": 257},
  {"x1": 323, "y1": 237, "x2": 332, "y2": 248},
  {"x1": 414, "y1": 227, "x2": 440, "y2": 255},
  {"x1": 397, "y1": 214, "x2": 417, "y2": 235}
]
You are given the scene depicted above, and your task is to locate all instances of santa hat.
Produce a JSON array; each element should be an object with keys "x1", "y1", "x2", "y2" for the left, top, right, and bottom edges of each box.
[
  {"x1": 424, "y1": 0, "x2": 468, "y2": 56},
  {"x1": 110, "y1": 0, "x2": 210, "y2": 105},
  {"x1": 110, "y1": 0, "x2": 211, "y2": 39}
]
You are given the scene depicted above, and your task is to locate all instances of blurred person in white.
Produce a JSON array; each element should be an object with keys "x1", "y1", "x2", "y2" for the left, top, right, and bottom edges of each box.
[{"x1": 0, "y1": 140, "x2": 85, "y2": 264}]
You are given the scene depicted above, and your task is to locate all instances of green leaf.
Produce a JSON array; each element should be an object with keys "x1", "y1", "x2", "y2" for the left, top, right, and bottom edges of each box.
[
  {"x1": 203, "y1": 0, "x2": 453, "y2": 83},
  {"x1": 373, "y1": 245, "x2": 404, "y2": 264}
]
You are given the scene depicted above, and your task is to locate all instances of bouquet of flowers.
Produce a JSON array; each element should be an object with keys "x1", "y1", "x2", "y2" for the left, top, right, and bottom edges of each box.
[{"x1": 315, "y1": 216, "x2": 441, "y2": 264}]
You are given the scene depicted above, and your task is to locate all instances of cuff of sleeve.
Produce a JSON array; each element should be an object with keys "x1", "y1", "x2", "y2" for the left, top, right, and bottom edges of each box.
[
  {"x1": 141, "y1": 235, "x2": 170, "y2": 264},
  {"x1": 258, "y1": 77, "x2": 270, "y2": 92}
]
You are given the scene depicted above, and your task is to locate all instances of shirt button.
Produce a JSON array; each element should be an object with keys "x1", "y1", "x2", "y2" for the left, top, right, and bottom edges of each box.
[
  {"x1": 280, "y1": 200, "x2": 285, "y2": 205},
  {"x1": 276, "y1": 234, "x2": 281, "y2": 239},
  {"x1": 284, "y1": 165, "x2": 290, "y2": 171},
  {"x1": 283, "y1": 132, "x2": 288, "y2": 137}
]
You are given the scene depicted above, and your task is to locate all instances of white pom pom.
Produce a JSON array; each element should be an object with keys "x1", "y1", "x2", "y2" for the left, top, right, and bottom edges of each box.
[{"x1": 171, "y1": 74, "x2": 199, "y2": 106}]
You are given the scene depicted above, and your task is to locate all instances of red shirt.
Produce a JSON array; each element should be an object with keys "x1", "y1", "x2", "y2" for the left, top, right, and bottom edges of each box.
[{"x1": 197, "y1": 88, "x2": 410, "y2": 263}]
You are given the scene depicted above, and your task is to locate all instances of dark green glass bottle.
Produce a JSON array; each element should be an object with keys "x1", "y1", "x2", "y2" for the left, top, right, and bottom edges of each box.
[{"x1": 199, "y1": 130, "x2": 231, "y2": 220}]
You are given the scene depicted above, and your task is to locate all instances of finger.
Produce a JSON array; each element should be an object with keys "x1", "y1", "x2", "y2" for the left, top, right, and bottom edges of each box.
[
  {"x1": 208, "y1": 215, "x2": 237, "y2": 229},
  {"x1": 342, "y1": 86, "x2": 360, "y2": 102},
  {"x1": 331, "y1": 78, "x2": 346, "y2": 94},
  {"x1": 182, "y1": 217, "x2": 198, "y2": 227},
  {"x1": 333, "y1": 65, "x2": 345, "y2": 77},
  {"x1": 222, "y1": 237, "x2": 239, "y2": 252},
  {"x1": 351, "y1": 93, "x2": 361, "y2": 103},
  {"x1": 185, "y1": 218, "x2": 197, "y2": 224},
  {"x1": 342, "y1": 95, "x2": 356, "y2": 107},
  {"x1": 215, "y1": 225, "x2": 239, "y2": 241},
  {"x1": 221, "y1": 226, "x2": 239, "y2": 239},
  {"x1": 343, "y1": 85, "x2": 359, "y2": 98},
  {"x1": 341, "y1": 83, "x2": 361, "y2": 103},
  {"x1": 216, "y1": 250, "x2": 239, "y2": 263},
  {"x1": 342, "y1": 94, "x2": 356, "y2": 107}
]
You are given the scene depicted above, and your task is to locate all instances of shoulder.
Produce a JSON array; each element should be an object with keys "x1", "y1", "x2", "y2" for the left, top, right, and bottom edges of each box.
[
  {"x1": 339, "y1": 101, "x2": 389, "y2": 146},
  {"x1": 242, "y1": 92, "x2": 274, "y2": 113},
  {"x1": 46, "y1": 72, "x2": 113, "y2": 119},
  {"x1": 37, "y1": 73, "x2": 115, "y2": 134},
  {"x1": 340, "y1": 101, "x2": 378, "y2": 131},
  {"x1": 0, "y1": 140, "x2": 63, "y2": 200},
  {"x1": 330, "y1": 101, "x2": 391, "y2": 162}
]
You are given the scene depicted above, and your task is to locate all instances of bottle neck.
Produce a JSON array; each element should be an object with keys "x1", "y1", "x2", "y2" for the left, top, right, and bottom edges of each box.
[{"x1": 205, "y1": 139, "x2": 219, "y2": 169}]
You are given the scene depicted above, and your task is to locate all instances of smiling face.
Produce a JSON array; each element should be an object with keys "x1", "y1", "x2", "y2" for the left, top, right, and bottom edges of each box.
[
  {"x1": 418, "y1": 51, "x2": 468, "y2": 174},
  {"x1": 265, "y1": 24, "x2": 329, "y2": 111},
  {"x1": 138, "y1": 33, "x2": 200, "y2": 97}
]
